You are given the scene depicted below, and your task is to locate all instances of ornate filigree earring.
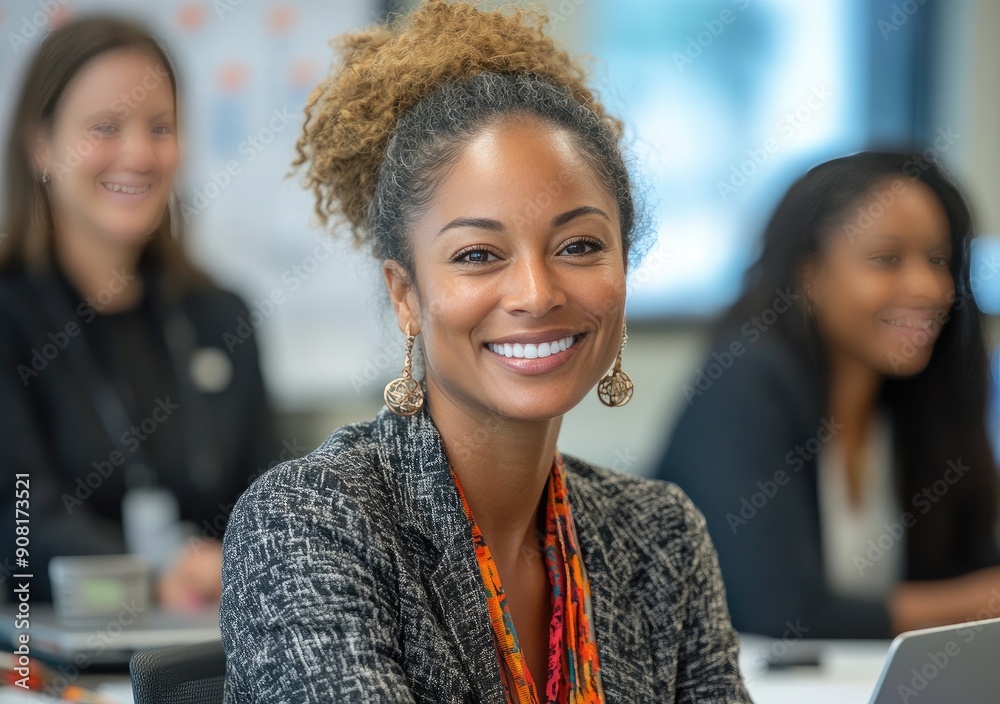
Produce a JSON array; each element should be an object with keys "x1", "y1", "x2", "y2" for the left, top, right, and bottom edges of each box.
[
  {"x1": 384, "y1": 323, "x2": 425, "y2": 416},
  {"x1": 597, "y1": 322, "x2": 633, "y2": 407},
  {"x1": 41, "y1": 168, "x2": 49, "y2": 184}
]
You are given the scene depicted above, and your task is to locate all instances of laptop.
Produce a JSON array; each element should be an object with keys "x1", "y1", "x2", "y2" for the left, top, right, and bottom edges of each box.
[
  {"x1": 868, "y1": 615, "x2": 1000, "y2": 703},
  {"x1": 0, "y1": 604, "x2": 220, "y2": 666}
]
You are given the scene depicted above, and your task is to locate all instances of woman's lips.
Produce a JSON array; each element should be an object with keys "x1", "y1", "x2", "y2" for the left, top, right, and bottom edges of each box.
[
  {"x1": 487, "y1": 334, "x2": 578, "y2": 359},
  {"x1": 101, "y1": 182, "x2": 153, "y2": 200},
  {"x1": 881, "y1": 317, "x2": 941, "y2": 345},
  {"x1": 103, "y1": 182, "x2": 151, "y2": 194},
  {"x1": 484, "y1": 333, "x2": 584, "y2": 375}
]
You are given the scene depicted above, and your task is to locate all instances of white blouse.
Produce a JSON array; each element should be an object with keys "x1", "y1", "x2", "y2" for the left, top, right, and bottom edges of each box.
[{"x1": 817, "y1": 416, "x2": 904, "y2": 600}]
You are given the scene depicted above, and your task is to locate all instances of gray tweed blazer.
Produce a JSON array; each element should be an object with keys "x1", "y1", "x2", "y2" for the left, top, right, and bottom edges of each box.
[{"x1": 221, "y1": 407, "x2": 751, "y2": 703}]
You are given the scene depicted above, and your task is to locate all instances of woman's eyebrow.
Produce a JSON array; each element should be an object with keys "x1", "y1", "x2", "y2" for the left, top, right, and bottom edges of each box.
[
  {"x1": 551, "y1": 205, "x2": 610, "y2": 227},
  {"x1": 438, "y1": 206, "x2": 610, "y2": 236},
  {"x1": 438, "y1": 217, "x2": 505, "y2": 236}
]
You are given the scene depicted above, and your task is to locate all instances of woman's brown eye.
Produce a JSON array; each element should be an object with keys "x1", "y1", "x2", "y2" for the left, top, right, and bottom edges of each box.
[
  {"x1": 561, "y1": 239, "x2": 602, "y2": 256},
  {"x1": 454, "y1": 248, "x2": 497, "y2": 264}
]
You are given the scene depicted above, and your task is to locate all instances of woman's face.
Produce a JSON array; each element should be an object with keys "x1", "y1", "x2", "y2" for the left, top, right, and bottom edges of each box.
[
  {"x1": 36, "y1": 50, "x2": 179, "y2": 251},
  {"x1": 386, "y1": 119, "x2": 627, "y2": 421},
  {"x1": 806, "y1": 178, "x2": 954, "y2": 377}
]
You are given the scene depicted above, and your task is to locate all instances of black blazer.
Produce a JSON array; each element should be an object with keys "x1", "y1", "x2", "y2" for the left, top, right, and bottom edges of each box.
[
  {"x1": 221, "y1": 407, "x2": 751, "y2": 703},
  {"x1": 0, "y1": 261, "x2": 280, "y2": 600},
  {"x1": 655, "y1": 331, "x2": 1000, "y2": 639}
]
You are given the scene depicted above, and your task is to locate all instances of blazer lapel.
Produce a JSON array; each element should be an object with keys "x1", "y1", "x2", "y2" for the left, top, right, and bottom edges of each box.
[
  {"x1": 374, "y1": 408, "x2": 505, "y2": 703},
  {"x1": 565, "y1": 466, "x2": 656, "y2": 701}
]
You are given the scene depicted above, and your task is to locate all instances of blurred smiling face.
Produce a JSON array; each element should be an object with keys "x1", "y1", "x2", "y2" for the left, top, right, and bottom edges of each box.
[
  {"x1": 37, "y1": 50, "x2": 179, "y2": 250},
  {"x1": 388, "y1": 118, "x2": 627, "y2": 421},
  {"x1": 806, "y1": 178, "x2": 955, "y2": 377}
]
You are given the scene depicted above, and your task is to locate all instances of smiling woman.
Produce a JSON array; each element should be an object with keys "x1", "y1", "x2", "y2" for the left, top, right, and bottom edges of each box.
[
  {"x1": 656, "y1": 152, "x2": 1000, "y2": 641},
  {"x1": 386, "y1": 118, "x2": 627, "y2": 421},
  {"x1": 0, "y1": 17, "x2": 279, "y2": 609},
  {"x1": 220, "y1": 1, "x2": 750, "y2": 703}
]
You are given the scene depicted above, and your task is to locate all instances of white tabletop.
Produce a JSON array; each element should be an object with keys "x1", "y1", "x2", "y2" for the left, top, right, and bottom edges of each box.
[
  {"x1": 0, "y1": 636, "x2": 891, "y2": 703},
  {"x1": 740, "y1": 635, "x2": 891, "y2": 703}
]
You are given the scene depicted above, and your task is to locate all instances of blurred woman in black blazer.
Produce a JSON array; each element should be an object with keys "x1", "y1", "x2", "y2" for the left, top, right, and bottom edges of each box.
[
  {"x1": 0, "y1": 17, "x2": 279, "y2": 606},
  {"x1": 657, "y1": 151, "x2": 1000, "y2": 639}
]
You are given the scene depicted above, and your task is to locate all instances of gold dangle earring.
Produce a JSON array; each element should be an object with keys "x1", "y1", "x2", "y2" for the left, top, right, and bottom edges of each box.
[
  {"x1": 597, "y1": 321, "x2": 634, "y2": 407},
  {"x1": 384, "y1": 323, "x2": 425, "y2": 416}
]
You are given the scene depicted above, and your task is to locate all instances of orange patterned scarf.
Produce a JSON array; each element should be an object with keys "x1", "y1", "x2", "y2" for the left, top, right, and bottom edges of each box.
[{"x1": 453, "y1": 454, "x2": 605, "y2": 703}]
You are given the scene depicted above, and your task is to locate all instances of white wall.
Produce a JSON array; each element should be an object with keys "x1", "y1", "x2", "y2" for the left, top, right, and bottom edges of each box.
[{"x1": 932, "y1": 0, "x2": 1000, "y2": 236}]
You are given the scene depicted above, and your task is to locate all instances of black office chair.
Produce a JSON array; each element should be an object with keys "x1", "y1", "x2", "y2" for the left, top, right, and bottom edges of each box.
[{"x1": 129, "y1": 640, "x2": 226, "y2": 704}]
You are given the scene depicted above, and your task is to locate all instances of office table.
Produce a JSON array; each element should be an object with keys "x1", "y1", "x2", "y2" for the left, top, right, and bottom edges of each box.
[
  {"x1": 0, "y1": 636, "x2": 892, "y2": 703},
  {"x1": 741, "y1": 635, "x2": 891, "y2": 703}
]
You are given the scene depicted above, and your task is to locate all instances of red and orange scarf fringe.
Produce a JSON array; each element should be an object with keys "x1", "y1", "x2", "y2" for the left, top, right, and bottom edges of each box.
[{"x1": 453, "y1": 454, "x2": 605, "y2": 704}]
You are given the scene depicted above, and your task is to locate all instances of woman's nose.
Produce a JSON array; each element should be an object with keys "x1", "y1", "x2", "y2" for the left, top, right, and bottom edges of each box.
[
  {"x1": 902, "y1": 257, "x2": 951, "y2": 302},
  {"x1": 502, "y1": 257, "x2": 567, "y2": 317},
  {"x1": 119, "y1": 129, "x2": 157, "y2": 171}
]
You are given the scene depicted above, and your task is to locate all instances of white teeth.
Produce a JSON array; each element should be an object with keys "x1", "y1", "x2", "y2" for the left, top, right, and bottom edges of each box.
[
  {"x1": 104, "y1": 183, "x2": 150, "y2": 194},
  {"x1": 886, "y1": 319, "x2": 933, "y2": 330},
  {"x1": 488, "y1": 335, "x2": 577, "y2": 359}
]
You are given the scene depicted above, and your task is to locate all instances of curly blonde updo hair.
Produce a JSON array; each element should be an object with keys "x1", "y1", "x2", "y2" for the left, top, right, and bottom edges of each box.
[{"x1": 294, "y1": 0, "x2": 639, "y2": 274}]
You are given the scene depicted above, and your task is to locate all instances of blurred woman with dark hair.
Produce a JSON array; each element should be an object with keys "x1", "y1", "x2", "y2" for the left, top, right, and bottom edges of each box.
[
  {"x1": 657, "y1": 151, "x2": 1000, "y2": 639},
  {"x1": 0, "y1": 16, "x2": 279, "y2": 608}
]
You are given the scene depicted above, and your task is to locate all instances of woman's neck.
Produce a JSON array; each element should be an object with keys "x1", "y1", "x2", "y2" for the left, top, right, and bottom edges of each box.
[
  {"x1": 827, "y1": 352, "x2": 882, "y2": 438},
  {"x1": 425, "y1": 377, "x2": 561, "y2": 570},
  {"x1": 53, "y1": 223, "x2": 145, "y2": 312}
]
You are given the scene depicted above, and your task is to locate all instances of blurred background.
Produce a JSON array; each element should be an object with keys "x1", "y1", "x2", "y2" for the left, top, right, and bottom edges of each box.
[{"x1": 2, "y1": 0, "x2": 998, "y2": 476}]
